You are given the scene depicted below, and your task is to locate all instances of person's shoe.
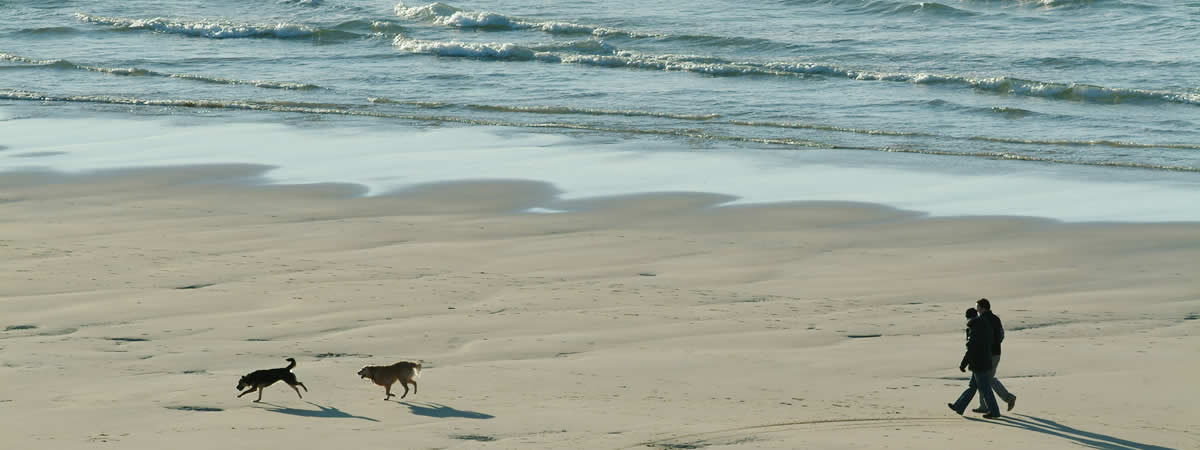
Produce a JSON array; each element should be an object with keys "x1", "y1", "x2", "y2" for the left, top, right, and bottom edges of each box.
[
  {"x1": 1006, "y1": 396, "x2": 1016, "y2": 412},
  {"x1": 982, "y1": 413, "x2": 1002, "y2": 419},
  {"x1": 948, "y1": 403, "x2": 963, "y2": 415},
  {"x1": 971, "y1": 407, "x2": 989, "y2": 413}
]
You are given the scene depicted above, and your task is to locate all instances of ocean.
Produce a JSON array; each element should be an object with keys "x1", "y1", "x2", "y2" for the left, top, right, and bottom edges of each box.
[{"x1": 2, "y1": 0, "x2": 1199, "y2": 220}]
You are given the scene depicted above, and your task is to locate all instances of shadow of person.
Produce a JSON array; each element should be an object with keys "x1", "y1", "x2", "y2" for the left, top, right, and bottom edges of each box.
[
  {"x1": 257, "y1": 401, "x2": 379, "y2": 422},
  {"x1": 965, "y1": 413, "x2": 1172, "y2": 450},
  {"x1": 396, "y1": 400, "x2": 494, "y2": 419}
]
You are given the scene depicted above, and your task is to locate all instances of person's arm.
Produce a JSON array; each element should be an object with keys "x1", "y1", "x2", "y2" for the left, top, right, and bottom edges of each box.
[
  {"x1": 994, "y1": 315, "x2": 1004, "y2": 344},
  {"x1": 960, "y1": 326, "x2": 974, "y2": 371}
]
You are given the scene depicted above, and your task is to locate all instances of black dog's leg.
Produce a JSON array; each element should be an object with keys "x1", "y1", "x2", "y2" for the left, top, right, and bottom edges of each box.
[
  {"x1": 255, "y1": 386, "x2": 265, "y2": 402},
  {"x1": 287, "y1": 382, "x2": 304, "y2": 399},
  {"x1": 238, "y1": 387, "x2": 257, "y2": 398}
]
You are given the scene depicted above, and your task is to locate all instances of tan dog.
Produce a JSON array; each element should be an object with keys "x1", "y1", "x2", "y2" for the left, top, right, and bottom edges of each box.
[{"x1": 358, "y1": 361, "x2": 421, "y2": 400}]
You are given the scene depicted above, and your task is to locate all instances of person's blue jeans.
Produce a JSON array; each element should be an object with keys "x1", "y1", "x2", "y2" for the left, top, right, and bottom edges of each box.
[
  {"x1": 952, "y1": 369, "x2": 1000, "y2": 415},
  {"x1": 979, "y1": 354, "x2": 1014, "y2": 410}
]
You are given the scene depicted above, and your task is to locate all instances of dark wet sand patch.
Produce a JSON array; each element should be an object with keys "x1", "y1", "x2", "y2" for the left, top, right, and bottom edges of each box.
[
  {"x1": 651, "y1": 443, "x2": 705, "y2": 449},
  {"x1": 38, "y1": 327, "x2": 78, "y2": 336},
  {"x1": 166, "y1": 406, "x2": 223, "y2": 412},
  {"x1": 11, "y1": 151, "x2": 67, "y2": 158},
  {"x1": 314, "y1": 352, "x2": 372, "y2": 359},
  {"x1": 452, "y1": 434, "x2": 496, "y2": 442},
  {"x1": 176, "y1": 283, "x2": 214, "y2": 290}
]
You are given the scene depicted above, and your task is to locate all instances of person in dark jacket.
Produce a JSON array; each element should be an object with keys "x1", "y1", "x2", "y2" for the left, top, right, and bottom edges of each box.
[
  {"x1": 973, "y1": 298, "x2": 1016, "y2": 413},
  {"x1": 948, "y1": 306, "x2": 1002, "y2": 418}
]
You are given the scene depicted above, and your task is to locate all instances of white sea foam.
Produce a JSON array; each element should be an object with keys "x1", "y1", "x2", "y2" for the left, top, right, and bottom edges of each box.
[
  {"x1": 394, "y1": 38, "x2": 538, "y2": 59},
  {"x1": 394, "y1": 2, "x2": 461, "y2": 19},
  {"x1": 74, "y1": 13, "x2": 321, "y2": 39},
  {"x1": 393, "y1": 1, "x2": 660, "y2": 37}
]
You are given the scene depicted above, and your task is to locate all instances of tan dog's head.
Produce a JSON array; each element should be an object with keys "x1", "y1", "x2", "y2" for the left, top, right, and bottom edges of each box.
[{"x1": 357, "y1": 366, "x2": 374, "y2": 379}]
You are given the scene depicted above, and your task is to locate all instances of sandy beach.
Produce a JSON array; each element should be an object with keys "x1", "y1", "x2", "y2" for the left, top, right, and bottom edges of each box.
[
  {"x1": 0, "y1": 163, "x2": 1196, "y2": 449},
  {"x1": 6, "y1": 0, "x2": 1200, "y2": 446}
]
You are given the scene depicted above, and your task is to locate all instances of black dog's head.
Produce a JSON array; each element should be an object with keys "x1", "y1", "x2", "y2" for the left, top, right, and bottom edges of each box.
[{"x1": 237, "y1": 376, "x2": 249, "y2": 391}]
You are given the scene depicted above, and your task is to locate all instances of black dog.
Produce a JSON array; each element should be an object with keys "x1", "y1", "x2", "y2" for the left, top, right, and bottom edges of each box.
[{"x1": 237, "y1": 357, "x2": 308, "y2": 402}]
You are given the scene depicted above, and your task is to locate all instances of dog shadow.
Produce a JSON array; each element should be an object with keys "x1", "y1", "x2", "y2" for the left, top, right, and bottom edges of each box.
[
  {"x1": 966, "y1": 413, "x2": 1172, "y2": 449},
  {"x1": 394, "y1": 400, "x2": 494, "y2": 419},
  {"x1": 258, "y1": 401, "x2": 379, "y2": 422}
]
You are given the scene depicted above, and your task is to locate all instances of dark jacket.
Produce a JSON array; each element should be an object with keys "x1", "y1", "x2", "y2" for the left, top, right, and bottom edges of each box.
[
  {"x1": 960, "y1": 316, "x2": 993, "y2": 372},
  {"x1": 981, "y1": 310, "x2": 1004, "y2": 355}
]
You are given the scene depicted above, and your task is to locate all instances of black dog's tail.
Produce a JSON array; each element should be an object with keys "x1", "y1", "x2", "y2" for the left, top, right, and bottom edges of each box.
[{"x1": 285, "y1": 357, "x2": 296, "y2": 370}]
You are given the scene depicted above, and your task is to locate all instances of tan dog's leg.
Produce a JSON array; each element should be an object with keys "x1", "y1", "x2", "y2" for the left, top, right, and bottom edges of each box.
[{"x1": 399, "y1": 381, "x2": 410, "y2": 399}]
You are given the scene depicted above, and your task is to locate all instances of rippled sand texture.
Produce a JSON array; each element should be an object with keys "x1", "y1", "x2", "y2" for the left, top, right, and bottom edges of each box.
[{"x1": 1, "y1": 166, "x2": 1196, "y2": 448}]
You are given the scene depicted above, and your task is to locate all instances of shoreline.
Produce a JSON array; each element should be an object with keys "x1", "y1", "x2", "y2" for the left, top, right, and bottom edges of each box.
[
  {"x1": 1, "y1": 164, "x2": 1197, "y2": 448},
  {"x1": 3, "y1": 116, "x2": 1200, "y2": 223}
]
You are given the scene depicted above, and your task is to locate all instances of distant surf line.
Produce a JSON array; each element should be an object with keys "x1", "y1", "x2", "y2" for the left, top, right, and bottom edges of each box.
[
  {"x1": 1, "y1": 52, "x2": 319, "y2": 90},
  {"x1": 374, "y1": 96, "x2": 1200, "y2": 151},
  {"x1": 4, "y1": 89, "x2": 1198, "y2": 174},
  {"x1": 390, "y1": 36, "x2": 1200, "y2": 108}
]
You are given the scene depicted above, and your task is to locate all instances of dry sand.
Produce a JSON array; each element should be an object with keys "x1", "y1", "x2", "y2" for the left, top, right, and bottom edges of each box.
[{"x1": 1, "y1": 164, "x2": 1197, "y2": 449}]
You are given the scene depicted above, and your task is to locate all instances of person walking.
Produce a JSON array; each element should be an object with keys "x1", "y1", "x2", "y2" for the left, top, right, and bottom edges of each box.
[
  {"x1": 973, "y1": 298, "x2": 1016, "y2": 412},
  {"x1": 949, "y1": 306, "x2": 1002, "y2": 418}
]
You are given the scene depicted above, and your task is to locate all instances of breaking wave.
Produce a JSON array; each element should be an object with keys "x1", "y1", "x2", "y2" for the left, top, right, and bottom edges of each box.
[
  {"x1": 74, "y1": 13, "x2": 363, "y2": 41},
  {"x1": 0, "y1": 53, "x2": 319, "y2": 90},
  {"x1": 892, "y1": 2, "x2": 979, "y2": 17},
  {"x1": 391, "y1": 36, "x2": 1200, "y2": 106},
  {"x1": 393, "y1": 1, "x2": 662, "y2": 38}
]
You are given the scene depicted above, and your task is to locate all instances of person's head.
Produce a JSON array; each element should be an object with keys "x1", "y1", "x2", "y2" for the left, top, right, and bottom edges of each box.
[
  {"x1": 965, "y1": 307, "x2": 977, "y2": 320},
  {"x1": 976, "y1": 298, "x2": 991, "y2": 313}
]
